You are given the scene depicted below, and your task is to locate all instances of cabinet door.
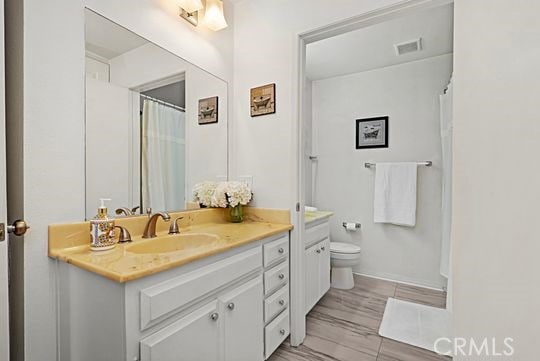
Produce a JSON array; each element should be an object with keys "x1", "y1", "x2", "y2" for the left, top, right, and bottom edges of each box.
[
  {"x1": 221, "y1": 276, "x2": 264, "y2": 361},
  {"x1": 304, "y1": 243, "x2": 320, "y2": 314},
  {"x1": 318, "y1": 238, "x2": 331, "y2": 299},
  {"x1": 140, "y1": 301, "x2": 220, "y2": 361}
]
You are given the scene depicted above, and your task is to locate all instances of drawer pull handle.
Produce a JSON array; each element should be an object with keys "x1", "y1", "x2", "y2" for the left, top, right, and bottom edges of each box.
[
  {"x1": 280, "y1": 329, "x2": 286, "y2": 335},
  {"x1": 227, "y1": 303, "x2": 235, "y2": 311},
  {"x1": 279, "y1": 299, "x2": 285, "y2": 306},
  {"x1": 278, "y1": 247, "x2": 285, "y2": 254},
  {"x1": 278, "y1": 273, "x2": 285, "y2": 280},
  {"x1": 210, "y1": 313, "x2": 219, "y2": 321},
  {"x1": 316, "y1": 249, "x2": 321, "y2": 254}
]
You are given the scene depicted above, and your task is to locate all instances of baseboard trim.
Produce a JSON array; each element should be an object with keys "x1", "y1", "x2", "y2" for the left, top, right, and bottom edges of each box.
[{"x1": 353, "y1": 272, "x2": 446, "y2": 292}]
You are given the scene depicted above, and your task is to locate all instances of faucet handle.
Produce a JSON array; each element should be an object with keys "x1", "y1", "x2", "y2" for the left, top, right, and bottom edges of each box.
[
  {"x1": 114, "y1": 225, "x2": 132, "y2": 243},
  {"x1": 169, "y1": 217, "x2": 184, "y2": 235},
  {"x1": 131, "y1": 206, "x2": 140, "y2": 214}
]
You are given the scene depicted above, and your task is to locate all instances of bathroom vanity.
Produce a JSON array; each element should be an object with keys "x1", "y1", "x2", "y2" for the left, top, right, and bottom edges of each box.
[
  {"x1": 49, "y1": 208, "x2": 292, "y2": 361},
  {"x1": 303, "y1": 211, "x2": 333, "y2": 314}
]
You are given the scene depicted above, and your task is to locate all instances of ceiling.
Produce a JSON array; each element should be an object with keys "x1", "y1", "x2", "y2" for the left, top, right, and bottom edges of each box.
[
  {"x1": 85, "y1": 10, "x2": 148, "y2": 60},
  {"x1": 306, "y1": 4, "x2": 453, "y2": 81}
]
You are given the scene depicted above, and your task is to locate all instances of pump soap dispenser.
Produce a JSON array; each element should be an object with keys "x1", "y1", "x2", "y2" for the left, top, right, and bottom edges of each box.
[{"x1": 90, "y1": 198, "x2": 116, "y2": 251}]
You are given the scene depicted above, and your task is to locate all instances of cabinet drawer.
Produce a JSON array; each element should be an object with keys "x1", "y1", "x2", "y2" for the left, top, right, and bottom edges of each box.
[
  {"x1": 140, "y1": 247, "x2": 262, "y2": 330},
  {"x1": 264, "y1": 309, "x2": 290, "y2": 359},
  {"x1": 264, "y1": 261, "x2": 289, "y2": 296},
  {"x1": 264, "y1": 285, "x2": 289, "y2": 323},
  {"x1": 305, "y1": 221, "x2": 329, "y2": 247},
  {"x1": 263, "y1": 235, "x2": 289, "y2": 268}
]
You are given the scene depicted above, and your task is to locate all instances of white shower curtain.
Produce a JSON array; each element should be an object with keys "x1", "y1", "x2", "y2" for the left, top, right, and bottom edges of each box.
[
  {"x1": 439, "y1": 80, "x2": 453, "y2": 280},
  {"x1": 142, "y1": 99, "x2": 186, "y2": 212}
]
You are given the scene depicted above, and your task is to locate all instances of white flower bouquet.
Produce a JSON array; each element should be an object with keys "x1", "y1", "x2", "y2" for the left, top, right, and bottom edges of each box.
[{"x1": 193, "y1": 181, "x2": 253, "y2": 208}]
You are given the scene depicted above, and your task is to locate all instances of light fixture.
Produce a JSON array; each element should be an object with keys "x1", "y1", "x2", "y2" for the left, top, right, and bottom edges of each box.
[
  {"x1": 202, "y1": 0, "x2": 228, "y2": 31},
  {"x1": 178, "y1": 0, "x2": 228, "y2": 31},
  {"x1": 178, "y1": 0, "x2": 204, "y2": 26}
]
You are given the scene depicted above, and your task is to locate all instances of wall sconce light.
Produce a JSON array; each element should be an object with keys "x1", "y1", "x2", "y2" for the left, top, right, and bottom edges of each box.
[
  {"x1": 178, "y1": 0, "x2": 204, "y2": 26},
  {"x1": 178, "y1": 0, "x2": 228, "y2": 31}
]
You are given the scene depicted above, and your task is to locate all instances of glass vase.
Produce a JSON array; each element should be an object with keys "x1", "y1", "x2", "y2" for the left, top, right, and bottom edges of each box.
[{"x1": 229, "y1": 204, "x2": 244, "y2": 223}]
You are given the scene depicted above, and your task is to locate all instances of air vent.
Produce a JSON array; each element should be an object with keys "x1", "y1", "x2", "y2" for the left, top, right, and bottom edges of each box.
[{"x1": 394, "y1": 38, "x2": 422, "y2": 56}]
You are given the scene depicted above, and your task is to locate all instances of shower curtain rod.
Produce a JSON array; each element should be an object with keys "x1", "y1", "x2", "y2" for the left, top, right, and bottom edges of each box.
[
  {"x1": 140, "y1": 93, "x2": 186, "y2": 112},
  {"x1": 364, "y1": 161, "x2": 432, "y2": 169}
]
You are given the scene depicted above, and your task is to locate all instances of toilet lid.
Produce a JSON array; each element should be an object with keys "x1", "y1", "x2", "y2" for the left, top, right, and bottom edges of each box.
[{"x1": 330, "y1": 242, "x2": 361, "y2": 254}]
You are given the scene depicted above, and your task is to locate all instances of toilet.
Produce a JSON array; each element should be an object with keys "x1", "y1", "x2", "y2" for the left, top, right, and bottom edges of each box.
[{"x1": 330, "y1": 242, "x2": 362, "y2": 290}]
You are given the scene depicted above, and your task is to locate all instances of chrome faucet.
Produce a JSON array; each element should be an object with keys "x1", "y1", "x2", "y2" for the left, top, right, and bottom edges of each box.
[{"x1": 142, "y1": 212, "x2": 171, "y2": 238}]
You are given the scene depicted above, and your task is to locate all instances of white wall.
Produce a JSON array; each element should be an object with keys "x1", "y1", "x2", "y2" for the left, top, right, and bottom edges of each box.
[
  {"x1": 312, "y1": 55, "x2": 452, "y2": 288},
  {"x1": 85, "y1": 56, "x2": 109, "y2": 81},
  {"x1": 85, "y1": 78, "x2": 131, "y2": 217},
  {"x1": 16, "y1": 1, "x2": 233, "y2": 360},
  {"x1": 233, "y1": 0, "x2": 407, "y2": 208},
  {"x1": 452, "y1": 0, "x2": 540, "y2": 359}
]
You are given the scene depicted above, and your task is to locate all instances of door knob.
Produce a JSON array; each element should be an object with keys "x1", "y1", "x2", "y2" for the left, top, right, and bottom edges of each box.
[{"x1": 8, "y1": 220, "x2": 30, "y2": 236}]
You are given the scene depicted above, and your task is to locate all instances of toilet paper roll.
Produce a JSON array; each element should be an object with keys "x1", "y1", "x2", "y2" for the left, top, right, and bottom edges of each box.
[{"x1": 345, "y1": 222, "x2": 357, "y2": 231}]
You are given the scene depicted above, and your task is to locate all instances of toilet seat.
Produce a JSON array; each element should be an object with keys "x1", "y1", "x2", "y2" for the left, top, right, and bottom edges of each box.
[{"x1": 330, "y1": 242, "x2": 361, "y2": 254}]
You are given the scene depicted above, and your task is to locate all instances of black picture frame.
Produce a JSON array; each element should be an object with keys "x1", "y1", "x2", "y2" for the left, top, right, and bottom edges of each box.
[{"x1": 356, "y1": 116, "x2": 389, "y2": 149}]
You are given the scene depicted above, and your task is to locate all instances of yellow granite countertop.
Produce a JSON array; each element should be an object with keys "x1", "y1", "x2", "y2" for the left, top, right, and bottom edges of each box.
[
  {"x1": 304, "y1": 210, "x2": 334, "y2": 224},
  {"x1": 49, "y1": 208, "x2": 292, "y2": 283}
]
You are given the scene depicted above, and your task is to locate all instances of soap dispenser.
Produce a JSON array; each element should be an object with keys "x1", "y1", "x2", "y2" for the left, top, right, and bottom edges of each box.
[{"x1": 90, "y1": 198, "x2": 116, "y2": 251}]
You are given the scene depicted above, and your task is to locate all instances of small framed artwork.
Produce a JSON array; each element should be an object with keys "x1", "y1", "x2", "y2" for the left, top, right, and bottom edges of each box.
[
  {"x1": 356, "y1": 116, "x2": 389, "y2": 149},
  {"x1": 198, "y1": 96, "x2": 218, "y2": 125},
  {"x1": 250, "y1": 83, "x2": 275, "y2": 117}
]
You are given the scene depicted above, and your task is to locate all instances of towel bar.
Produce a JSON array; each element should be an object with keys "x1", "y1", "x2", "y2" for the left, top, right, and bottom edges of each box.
[{"x1": 365, "y1": 161, "x2": 432, "y2": 169}]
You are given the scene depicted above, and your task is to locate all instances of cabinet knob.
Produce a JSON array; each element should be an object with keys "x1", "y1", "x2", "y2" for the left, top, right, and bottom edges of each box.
[
  {"x1": 227, "y1": 302, "x2": 235, "y2": 311},
  {"x1": 316, "y1": 249, "x2": 321, "y2": 254},
  {"x1": 279, "y1": 299, "x2": 285, "y2": 306},
  {"x1": 321, "y1": 246, "x2": 326, "y2": 251},
  {"x1": 278, "y1": 273, "x2": 285, "y2": 280},
  {"x1": 280, "y1": 329, "x2": 286, "y2": 335},
  {"x1": 210, "y1": 313, "x2": 219, "y2": 321},
  {"x1": 278, "y1": 247, "x2": 285, "y2": 254}
]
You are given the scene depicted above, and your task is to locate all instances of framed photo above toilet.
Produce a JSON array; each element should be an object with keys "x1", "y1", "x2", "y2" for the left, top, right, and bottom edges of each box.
[{"x1": 356, "y1": 116, "x2": 389, "y2": 149}]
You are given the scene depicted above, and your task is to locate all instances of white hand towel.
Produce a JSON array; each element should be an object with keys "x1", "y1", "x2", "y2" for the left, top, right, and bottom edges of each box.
[{"x1": 373, "y1": 163, "x2": 418, "y2": 227}]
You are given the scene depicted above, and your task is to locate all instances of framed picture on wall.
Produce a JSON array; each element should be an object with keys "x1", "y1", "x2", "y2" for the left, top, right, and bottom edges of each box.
[
  {"x1": 250, "y1": 83, "x2": 276, "y2": 117},
  {"x1": 356, "y1": 116, "x2": 389, "y2": 149},
  {"x1": 198, "y1": 96, "x2": 219, "y2": 125}
]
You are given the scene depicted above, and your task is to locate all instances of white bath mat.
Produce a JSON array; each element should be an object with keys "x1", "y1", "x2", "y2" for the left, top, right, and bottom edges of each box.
[{"x1": 379, "y1": 298, "x2": 452, "y2": 355}]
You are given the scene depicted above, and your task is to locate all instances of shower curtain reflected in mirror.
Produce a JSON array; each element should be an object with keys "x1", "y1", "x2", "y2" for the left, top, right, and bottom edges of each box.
[{"x1": 142, "y1": 99, "x2": 186, "y2": 212}]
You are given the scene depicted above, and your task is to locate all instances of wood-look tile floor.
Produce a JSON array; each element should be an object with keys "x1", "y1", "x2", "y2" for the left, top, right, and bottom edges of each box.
[{"x1": 269, "y1": 275, "x2": 451, "y2": 361}]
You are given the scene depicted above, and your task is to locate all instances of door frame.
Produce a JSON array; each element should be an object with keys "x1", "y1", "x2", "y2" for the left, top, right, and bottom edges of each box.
[
  {"x1": 0, "y1": 0, "x2": 9, "y2": 358},
  {"x1": 290, "y1": 0, "x2": 453, "y2": 346}
]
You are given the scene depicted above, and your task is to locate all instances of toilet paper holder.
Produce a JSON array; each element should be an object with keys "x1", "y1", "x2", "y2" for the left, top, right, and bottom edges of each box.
[{"x1": 342, "y1": 222, "x2": 361, "y2": 229}]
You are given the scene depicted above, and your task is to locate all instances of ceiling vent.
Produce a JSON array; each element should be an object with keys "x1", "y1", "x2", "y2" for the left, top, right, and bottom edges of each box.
[{"x1": 394, "y1": 38, "x2": 422, "y2": 56}]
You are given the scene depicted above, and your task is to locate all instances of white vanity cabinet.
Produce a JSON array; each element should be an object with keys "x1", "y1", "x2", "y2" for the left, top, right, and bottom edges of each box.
[
  {"x1": 57, "y1": 232, "x2": 290, "y2": 361},
  {"x1": 140, "y1": 277, "x2": 263, "y2": 361},
  {"x1": 304, "y1": 218, "x2": 331, "y2": 314}
]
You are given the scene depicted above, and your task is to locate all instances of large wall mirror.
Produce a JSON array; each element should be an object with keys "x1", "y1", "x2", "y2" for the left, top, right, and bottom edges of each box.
[{"x1": 84, "y1": 9, "x2": 228, "y2": 219}]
